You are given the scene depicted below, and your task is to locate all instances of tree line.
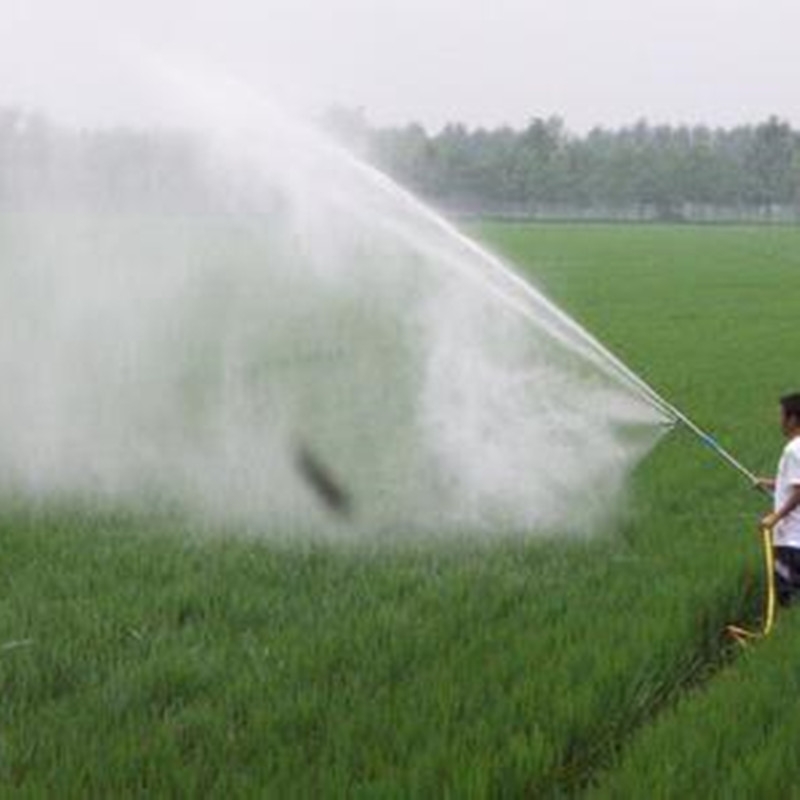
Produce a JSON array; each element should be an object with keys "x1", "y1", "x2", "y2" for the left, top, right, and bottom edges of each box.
[
  {"x1": 324, "y1": 109, "x2": 800, "y2": 221},
  {"x1": 2, "y1": 106, "x2": 799, "y2": 221}
]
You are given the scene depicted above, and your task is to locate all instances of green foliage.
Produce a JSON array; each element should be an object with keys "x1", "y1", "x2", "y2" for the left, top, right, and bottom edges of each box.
[
  {"x1": 3, "y1": 109, "x2": 800, "y2": 220},
  {"x1": 0, "y1": 224, "x2": 797, "y2": 794},
  {"x1": 587, "y1": 619, "x2": 800, "y2": 798},
  {"x1": 366, "y1": 117, "x2": 800, "y2": 219}
]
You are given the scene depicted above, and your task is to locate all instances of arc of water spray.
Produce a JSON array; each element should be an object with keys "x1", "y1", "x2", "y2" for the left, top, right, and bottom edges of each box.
[
  {"x1": 157, "y1": 62, "x2": 758, "y2": 490},
  {"x1": 335, "y1": 147, "x2": 760, "y2": 488}
]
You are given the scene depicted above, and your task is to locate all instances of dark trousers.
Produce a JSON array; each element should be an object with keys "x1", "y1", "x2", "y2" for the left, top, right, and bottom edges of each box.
[{"x1": 774, "y1": 546, "x2": 800, "y2": 607}]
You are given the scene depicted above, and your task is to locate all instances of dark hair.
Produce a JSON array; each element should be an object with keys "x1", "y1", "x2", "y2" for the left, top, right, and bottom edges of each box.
[{"x1": 780, "y1": 393, "x2": 800, "y2": 421}]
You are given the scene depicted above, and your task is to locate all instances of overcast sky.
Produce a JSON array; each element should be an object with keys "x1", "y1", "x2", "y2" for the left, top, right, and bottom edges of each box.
[{"x1": 5, "y1": 0, "x2": 799, "y2": 132}]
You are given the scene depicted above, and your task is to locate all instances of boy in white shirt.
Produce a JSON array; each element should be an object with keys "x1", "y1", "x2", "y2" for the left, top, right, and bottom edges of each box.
[{"x1": 756, "y1": 393, "x2": 800, "y2": 606}]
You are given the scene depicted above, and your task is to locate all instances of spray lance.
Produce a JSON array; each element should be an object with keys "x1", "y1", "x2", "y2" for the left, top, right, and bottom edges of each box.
[
  {"x1": 542, "y1": 307, "x2": 764, "y2": 489},
  {"x1": 612, "y1": 361, "x2": 761, "y2": 488},
  {"x1": 663, "y1": 406, "x2": 761, "y2": 489}
]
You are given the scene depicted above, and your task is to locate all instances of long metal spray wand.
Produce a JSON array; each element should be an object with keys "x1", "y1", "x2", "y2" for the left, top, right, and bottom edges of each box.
[
  {"x1": 610, "y1": 368, "x2": 760, "y2": 487},
  {"x1": 544, "y1": 308, "x2": 761, "y2": 488}
]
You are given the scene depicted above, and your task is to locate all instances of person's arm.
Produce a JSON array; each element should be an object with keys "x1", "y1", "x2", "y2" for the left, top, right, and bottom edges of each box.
[{"x1": 761, "y1": 484, "x2": 800, "y2": 529}]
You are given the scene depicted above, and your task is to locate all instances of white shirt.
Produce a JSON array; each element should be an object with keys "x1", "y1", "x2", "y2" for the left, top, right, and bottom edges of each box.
[{"x1": 774, "y1": 436, "x2": 800, "y2": 548}]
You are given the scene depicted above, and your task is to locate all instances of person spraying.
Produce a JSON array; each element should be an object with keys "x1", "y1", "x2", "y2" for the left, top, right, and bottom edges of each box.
[{"x1": 754, "y1": 393, "x2": 800, "y2": 607}]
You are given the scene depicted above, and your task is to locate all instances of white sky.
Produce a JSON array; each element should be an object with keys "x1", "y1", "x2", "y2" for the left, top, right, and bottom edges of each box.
[{"x1": 4, "y1": 0, "x2": 799, "y2": 132}]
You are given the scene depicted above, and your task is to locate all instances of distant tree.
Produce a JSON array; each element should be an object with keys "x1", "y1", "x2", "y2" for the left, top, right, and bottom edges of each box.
[
  {"x1": 516, "y1": 117, "x2": 566, "y2": 206},
  {"x1": 745, "y1": 116, "x2": 796, "y2": 212},
  {"x1": 371, "y1": 123, "x2": 433, "y2": 194}
]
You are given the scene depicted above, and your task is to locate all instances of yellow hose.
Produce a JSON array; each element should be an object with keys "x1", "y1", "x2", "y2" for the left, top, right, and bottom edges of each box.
[{"x1": 726, "y1": 525, "x2": 776, "y2": 643}]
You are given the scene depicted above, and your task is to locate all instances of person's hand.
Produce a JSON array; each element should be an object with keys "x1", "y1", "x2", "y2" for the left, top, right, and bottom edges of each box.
[
  {"x1": 760, "y1": 511, "x2": 780, "y2": 530},
  {"x1": 753, "y1": 477, "x2": 775, "y2": 492}
]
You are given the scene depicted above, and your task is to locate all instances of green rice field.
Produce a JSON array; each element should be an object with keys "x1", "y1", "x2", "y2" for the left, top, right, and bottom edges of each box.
[{"x1": 1, "y1": 223, "x2": 798, "y2": 796}]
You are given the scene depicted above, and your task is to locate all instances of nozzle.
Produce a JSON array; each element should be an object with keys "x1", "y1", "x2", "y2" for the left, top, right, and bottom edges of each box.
[{"x1": 700, "y1": 432, "x2": 719, "y2": 449}]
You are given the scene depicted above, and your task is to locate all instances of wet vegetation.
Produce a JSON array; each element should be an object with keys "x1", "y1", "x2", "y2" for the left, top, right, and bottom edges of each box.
[{"x1": 0, "y1": 223, "x2": 796, "y2": 794}]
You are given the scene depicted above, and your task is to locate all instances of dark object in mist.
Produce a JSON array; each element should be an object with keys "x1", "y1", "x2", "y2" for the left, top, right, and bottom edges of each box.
[{"x1": 294, "y1": 443, "x2": 353, "y2": 519}]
